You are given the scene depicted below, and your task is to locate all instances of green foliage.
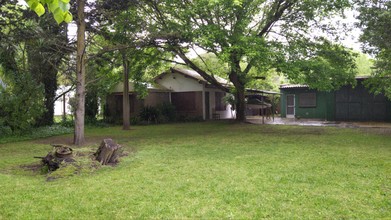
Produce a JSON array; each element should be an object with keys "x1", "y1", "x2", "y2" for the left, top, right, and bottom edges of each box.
[
  {"x1": 1, "y1": 2, "x2": 68, "y2": 126},
  {"x1": 279, "y1": 41, "x2": 358, "y2": 91},
  {"x1": 25, "y1": 0, "x2": 73, "y2": 24},
  {"x1": 138, "y1": 0, "x2": 356, "y2": 120},
  {"x1": 0, "y1": 124, "x2": 72, "y2": 144},
  {"x1": 85, "y1": 90, "x2": 99, "y2": 121},
  {"x1": 157, "y1": 102, "x2": 176, "y2": 123},
  {"x1": 0, "y1": 73, "x2": 45, "y2": 133},
  {"x1": 135, "y1": 103, "x2": 177, "y2": 124},
  {"x1": 356, "y1": 0, "x2": 391, "y2": 99},
  {"x1": 139, "y1": 106, "x2": 160, "y2": 124},
  {"x1": 355, "y1": 52, "x2": 374, "y2": 76}
]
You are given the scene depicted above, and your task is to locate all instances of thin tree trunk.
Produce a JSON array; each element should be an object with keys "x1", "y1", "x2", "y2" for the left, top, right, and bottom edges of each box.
[
  {"x1": 74, "y1": 0, "x2": 86, "y2": 145},
  {"x1": 122, "y1": 51, "x2": 130, "y2": 130}
]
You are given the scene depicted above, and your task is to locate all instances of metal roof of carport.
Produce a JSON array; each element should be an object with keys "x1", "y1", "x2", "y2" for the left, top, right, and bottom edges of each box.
[{"x1": 246, "y1": 88, "x2": 281, "y2": 95}]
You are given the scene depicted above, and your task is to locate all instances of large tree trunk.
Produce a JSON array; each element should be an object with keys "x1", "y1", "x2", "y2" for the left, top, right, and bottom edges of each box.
[
  {"x1": 229, "y1": 55, "x2": 247, "y2": 122},
  {"x1": 122, "y1": 51, "x2": 130, "y2": 130},
  {"x1": 235, "y1": 86, "x2": 246, "y2": 122},
  {"x1": 74, "y1": 0, "x2": 86, "y2": 146}
]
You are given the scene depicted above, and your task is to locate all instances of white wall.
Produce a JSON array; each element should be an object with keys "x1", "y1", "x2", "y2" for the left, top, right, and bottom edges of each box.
[
  {"x1": 205, "y1": 88, "x2": 235, "y2": 119},
  {"x1": 157, "y1": 72, "x2": 235, "y2": 119},
  {"x1": 156, "y1": 72, "x2": 203, "y2": 92},
  {"x1": 54, "y1": 86, "x2": 74, "y2": 116}
]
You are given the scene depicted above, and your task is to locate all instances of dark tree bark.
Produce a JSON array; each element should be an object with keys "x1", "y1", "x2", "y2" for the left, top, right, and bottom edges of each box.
[{"x1": 122, "y1": 50, "x2": 130, "y2": 130}]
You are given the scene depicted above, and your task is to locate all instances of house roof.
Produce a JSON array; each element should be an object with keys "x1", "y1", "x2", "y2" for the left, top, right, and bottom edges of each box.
[
  {"x1": 155, "y1": 68, "x2": 232, "y2": 88},
  {"x1": 280, "y1": 76, "x2": 374, "y2": 89},
  {"x1": 279, "y1": 84, "x2": 309, "y2": 89},
  {"x1": 155, "y1": 68, "x2": 279, "y2": 94}
]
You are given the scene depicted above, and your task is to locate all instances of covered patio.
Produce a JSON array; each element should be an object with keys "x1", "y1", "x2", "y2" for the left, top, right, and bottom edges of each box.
[{"x1": 245, "y1": 89, "x2": 281, "y2": 124}]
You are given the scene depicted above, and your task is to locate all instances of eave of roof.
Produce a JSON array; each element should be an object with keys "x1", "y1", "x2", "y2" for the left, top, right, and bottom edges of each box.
[
  {"x1": 246, "y1": 88, "x2": 281, "y2": 95},
  {"x1": 280, "y1": 76, "x2": 376, "y2": 89},
  {"x1": 155, "y1": 68, "x2": 233, "y2": 88},
  {"x1": 279, "y1": 84, "x2": 309, "y2": 89}
]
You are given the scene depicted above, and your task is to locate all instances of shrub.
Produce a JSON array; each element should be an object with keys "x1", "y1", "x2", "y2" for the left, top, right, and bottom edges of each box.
[
  {"x1": 59, "y1": 119, "x2": 74, "y2": 128},
  {"x1": 0, "y1": 73, "x2": 45, "y2": 133},
  {"x1": 139, "y1": 106, "x2": 160, "y2": 124},
  {"x1": 130, "y1": 116, "x2": 141, "y2": 125},
  {"x1": 0, "y1": 125, "x2": 12, "y2": 136},
  {"x1": 157, "y1": 102, "x2": 176, "y2": 122}
]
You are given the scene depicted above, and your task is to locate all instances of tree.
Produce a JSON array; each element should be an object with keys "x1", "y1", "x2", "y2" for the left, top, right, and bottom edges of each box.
[
  {"x1": 356, "y1": 0, "x2": 391, "y2": 98},
  {"x1": 23, "y1": 0, "x2": 89, "y2": 145},
  {"x1": 139, "y1": 0, "x2": 357, "y2": 121},
  {"x1": 0, "y1": 1, "x2": 68, "y2": 128},
  {"x1": 73, "y1": 0, "x2": 86, "y2": 145},
  {"x1": 93, "y1": 0, "x2": 171, "y2": 129},
  {"x1": 25, "y1": 13, "x2": 68, "y2": 126}
]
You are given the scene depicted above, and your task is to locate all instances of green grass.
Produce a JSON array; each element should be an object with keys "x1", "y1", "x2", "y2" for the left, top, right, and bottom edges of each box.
[
  {"x1": 0, "y1": 122, "x2": 390, "y2": 219},
  {"x1": 0, "y1": 125, "x2": 73, "y2": 144}
]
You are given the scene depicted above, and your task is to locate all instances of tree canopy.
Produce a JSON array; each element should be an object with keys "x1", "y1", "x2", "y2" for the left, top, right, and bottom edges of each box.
[
  {"x1": 356, "y1": 0, "x2": 391, "y2": 99},
  {"x1": 137, "y1": 0, "x2": 357, "y2": 121}
]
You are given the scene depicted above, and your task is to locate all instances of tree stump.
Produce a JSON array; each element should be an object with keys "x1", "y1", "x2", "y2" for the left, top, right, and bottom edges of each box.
[
  {"x1": 95, "y1": 139, "x2": 122, "y2": 165},
  {"x1": 35, "y1": 145, "x2": 74, "y2": 171}
]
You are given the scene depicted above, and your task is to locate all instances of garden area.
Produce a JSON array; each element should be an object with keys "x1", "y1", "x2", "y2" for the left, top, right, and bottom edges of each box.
[{"x1": 0, "y1": 122, "x2": 389, "y2": 219}]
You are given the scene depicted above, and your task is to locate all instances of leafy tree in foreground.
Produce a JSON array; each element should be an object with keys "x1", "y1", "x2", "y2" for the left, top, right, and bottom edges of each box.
[
  {"x1": 25, "y1": 0, "x2": 72, "y2": 24},
  {"x1": 23, "y1": 0, "x2": 87, "y2": 145},
  {"x1": 356, "y1": 0, "x2": 391, "y2": 98},
  {"x1": 25, "y1": 13, "x2": 68, "y2": 126},
  {"x1": 0, "y1": 2, "x2": 67, "y2": 130},
  {"x1": 139, "y1": 0, "x2": 357, "y2": 121}
]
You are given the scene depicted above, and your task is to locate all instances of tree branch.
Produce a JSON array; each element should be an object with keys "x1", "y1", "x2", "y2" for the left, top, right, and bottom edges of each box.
[
  {"x1": 173, "y1": 48, "x2": 230, "y2": 92},
  {"x1": 52, "y1": 85, "x2": 75, "y2": 104}
]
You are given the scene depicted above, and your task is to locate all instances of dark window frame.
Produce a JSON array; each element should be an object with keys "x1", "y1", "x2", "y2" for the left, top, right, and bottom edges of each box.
[
  {"x1": 299, "y1": 93, "x2": 316, "y2": 108},
  {"x1": 171, "y1": 92, "x2": 196, "y2": 111}
]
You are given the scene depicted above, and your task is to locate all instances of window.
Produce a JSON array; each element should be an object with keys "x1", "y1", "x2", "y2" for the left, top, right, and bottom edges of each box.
[
  {"x1": 215, "y1": 92, "x2": 226, "y2": 111},
  {"x1": 171, "y1": 92, "x2": 196, "y2": 111},
  {"x1": 299, "y1": 93, "x2": 316, "y2": 107}
]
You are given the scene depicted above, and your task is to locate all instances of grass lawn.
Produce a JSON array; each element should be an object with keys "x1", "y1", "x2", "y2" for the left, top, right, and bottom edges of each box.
[{"x1": 0, "y1": 122, "x2": 390, "y2": 219}]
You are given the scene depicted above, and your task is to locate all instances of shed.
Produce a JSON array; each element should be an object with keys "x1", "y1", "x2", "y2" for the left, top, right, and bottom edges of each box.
[{"x1": 280, "y1": 78, "x2": 391, "y2": 122}]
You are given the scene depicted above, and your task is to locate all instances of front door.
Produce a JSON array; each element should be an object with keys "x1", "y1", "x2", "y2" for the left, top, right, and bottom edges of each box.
[{"x1": 286, "y1": 94, "x2": 295, "y2": 118}]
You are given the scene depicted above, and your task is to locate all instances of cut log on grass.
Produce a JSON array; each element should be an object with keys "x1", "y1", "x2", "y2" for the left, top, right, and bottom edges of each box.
[
  {"x1": 95, "y1": 139, "x2": 122, "y2": 165},
  {"x1": 34, "y1": 145, "x2": 74, "y2": 171}
]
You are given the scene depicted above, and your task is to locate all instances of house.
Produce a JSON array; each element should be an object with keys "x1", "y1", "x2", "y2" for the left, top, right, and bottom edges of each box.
[
  {"x1": 105, "y1": 82, "x2": 171, "y2": 122},
  {"x1": 105, "y1": 68, "x2": 235, "y2": 122},
  {"x1": 280, "y1": 77, "x2": 391, "y2": 121}
]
